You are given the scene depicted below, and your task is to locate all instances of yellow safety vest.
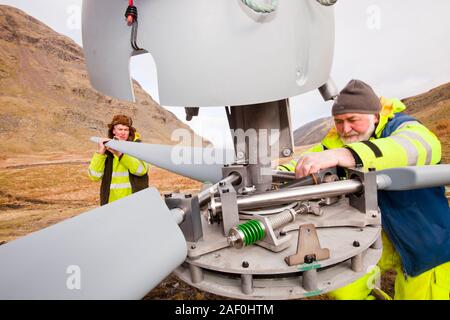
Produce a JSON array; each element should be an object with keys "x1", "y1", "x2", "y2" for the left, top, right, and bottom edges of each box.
[{"x1": 88, "y1": 134, "x2": 149, "y2": 203}]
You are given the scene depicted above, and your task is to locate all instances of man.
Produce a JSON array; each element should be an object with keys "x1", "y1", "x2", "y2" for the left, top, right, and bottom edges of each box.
[
  {"x1": 279, "y1": 79, "x2": 450, "y2": 299},
  {"x1": 88, "y1": 114, "x2": 149, "y2": 205}
]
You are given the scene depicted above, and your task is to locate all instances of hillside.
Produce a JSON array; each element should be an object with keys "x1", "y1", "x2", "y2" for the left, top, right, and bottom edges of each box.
[
  {"x1": 293, "y1": 116, "x2": 333, "y2": 146},
  {"x1": 0, "y1": 5, "x2": 200, "y2": 160}
]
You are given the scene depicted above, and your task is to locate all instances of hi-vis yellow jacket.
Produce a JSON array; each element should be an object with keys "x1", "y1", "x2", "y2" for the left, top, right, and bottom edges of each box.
[
  {"x1": 88, "y1": 134, "x2": 149, "y2": 204},
  {"x1": 278, "y1": 97, "x2": 450, "y2": 278},
  {"x1": 278, "y1": 97, "x2": 442, "y2": 172}
]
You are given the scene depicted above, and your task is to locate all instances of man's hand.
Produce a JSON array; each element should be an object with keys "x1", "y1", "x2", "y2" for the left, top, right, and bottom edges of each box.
[
  {"x1": 295, "y1": 148, "x2": 356, "y2": 178},
  {"x1": 97, "y1": 138, "x2": 110, "y2": 155}
]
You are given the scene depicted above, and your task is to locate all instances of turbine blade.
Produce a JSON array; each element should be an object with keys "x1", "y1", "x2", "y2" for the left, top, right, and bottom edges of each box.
[
  {"x1": 91, "y1": 137, "x2": 235, "y2": 183},
  {"x1": 0, "y1": 188, "x2": 187, "y2": 299},
  {"x1": 376, "y1": 164, "x2": 450, "y2": 191}
]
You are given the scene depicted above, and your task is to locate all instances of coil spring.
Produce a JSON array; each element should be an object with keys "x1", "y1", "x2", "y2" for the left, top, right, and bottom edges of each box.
[{"x1": 237, "y1": 220, "x2": 265, "y2": 246}]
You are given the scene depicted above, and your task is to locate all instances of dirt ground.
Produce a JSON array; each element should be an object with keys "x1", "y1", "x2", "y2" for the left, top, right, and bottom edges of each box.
[{"x1": 0, "y1": 154, "x2": 429, "y2": 300}]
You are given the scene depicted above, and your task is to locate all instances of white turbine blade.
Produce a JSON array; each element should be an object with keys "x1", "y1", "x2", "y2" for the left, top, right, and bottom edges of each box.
[
  {"x1": 376, "y1": 164, "x2": 450, "y2": 191},
  {"x1": 0, "y1": 188, "x2": 187, "y2": 300},
  {"x1": 91, "y1": 137, "x2": 235, "y2": 183},
  {"x1": 82, "y1": 0, "x2": 135, "y2": 101}
]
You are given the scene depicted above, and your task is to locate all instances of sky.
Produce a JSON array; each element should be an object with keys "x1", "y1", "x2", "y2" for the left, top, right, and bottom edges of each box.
[{"x1": 1, "y1": 0, "x2": 450, "y2": 149}]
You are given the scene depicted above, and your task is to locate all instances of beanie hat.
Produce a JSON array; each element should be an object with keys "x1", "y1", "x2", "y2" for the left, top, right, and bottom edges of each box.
[
  {"x1": 107, "y1": 114, "x2": 136, "y2": 140},
  {"x1": 332, "y1": 79, "x2": 381, "y2": 116}
]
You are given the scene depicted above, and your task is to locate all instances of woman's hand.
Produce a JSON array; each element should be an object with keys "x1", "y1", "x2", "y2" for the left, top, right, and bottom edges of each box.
[{"x1": 97, "y1": 138, "x2": 110, "y2": 155}]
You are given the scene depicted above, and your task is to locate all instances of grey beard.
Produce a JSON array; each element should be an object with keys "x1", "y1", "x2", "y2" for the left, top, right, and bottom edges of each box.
[{"x1": 340, "y1": 117, "x2": 376, "y2": 145}]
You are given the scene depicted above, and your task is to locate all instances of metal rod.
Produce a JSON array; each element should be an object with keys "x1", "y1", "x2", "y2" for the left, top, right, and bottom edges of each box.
[
  {"x1": 197, "y1": 173, "x2": 240, "y2": 206},
  {"x1": 302, "y1": 269, "x2": 318, "y2": 291},
  {"x1": 272, "y1": 170, "x2": 296, "y2": 182},
  {"x1": 213, "y1": 179, "x2": 363, "y2": 213},
  {"x1": 189, "y1": 264, "x2": 204, "y2": 284},
  {"x1": 241, "y1": 274, "x2": 254, "y2": 294},
  {"x1": 351, "y1": 253, "x2": 364, "y2": 272},
  {"x1": 279, "y1": 174, "x2": 318, "y2": 189}
]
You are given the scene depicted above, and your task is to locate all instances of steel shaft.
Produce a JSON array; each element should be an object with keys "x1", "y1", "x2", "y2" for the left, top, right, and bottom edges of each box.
[{"x1": 213, "y1": 179, "x2": 363, "y2": 213}]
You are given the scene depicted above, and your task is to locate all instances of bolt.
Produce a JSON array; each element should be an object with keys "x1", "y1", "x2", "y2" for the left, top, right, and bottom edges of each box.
[
  {"x1": 222, "y1": 188, "x2": 229, "y2": 193},
  {"x1": 185, "y1": 193, "x2": 192, "y2": 198},
  {"x1": 282, "y1": 148, "x2": 292, "y2": 157},
  {"x1": 242, "y1": 261, "x2": 249, "y2": 268},
  {"x1": 164, "y1": 193, "x2": 172, "y2": 198},
  {"x1": 219, "y1": 182, "x2": 225, "y2": 186},
  {"x1": 353, "y1": 241, "x2": 360, "y2": 247},
  {"x1": 191, "y1": 244, "x2": 196, "y2": 250},
  {"x1": 369, "y1": 167, "x2": 376, "y2": 172},
  {"x1": 304, "y1": 254, "x2": 316, "y2": 264}
]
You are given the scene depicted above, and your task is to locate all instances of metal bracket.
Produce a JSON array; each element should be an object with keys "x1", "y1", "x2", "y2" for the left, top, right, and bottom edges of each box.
[
  {"x1": 165, "y1": 193, "x2": 203, "y2": 242},
  {"x1": 347, "y1": 168, "x2": 379, "y2": 215},
  {"x1": 218, "y1": 182, "x2": 240, "y2": 236},
  {"x1": 285, "y1": 224, "x2": 330, "y2": 266},
  {"x1": 252, "y1": 215, "x2": 292, "y2": 252},
  {"x1": 185, "y1": 107, "x2": 199, "y2": 121},
  {"x1": 222, "y1": 164, "x2": 249, "y2": 193}
]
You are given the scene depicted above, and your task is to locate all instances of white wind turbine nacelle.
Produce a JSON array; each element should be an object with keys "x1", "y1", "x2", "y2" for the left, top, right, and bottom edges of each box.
[{"x1": 82, "y1": 0, "x2": 335, "y2": 106}]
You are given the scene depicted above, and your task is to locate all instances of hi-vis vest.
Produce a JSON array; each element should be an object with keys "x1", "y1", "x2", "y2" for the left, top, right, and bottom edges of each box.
[
  {"x1": 279, "y1": 97, "x2": 450, "y2": 276},
  {"x1": 88, "y1": 134, "x2": 149, "y2": 204},
  {"x1": 279, "y1": 97, "x2": 442, "y2": 172}
]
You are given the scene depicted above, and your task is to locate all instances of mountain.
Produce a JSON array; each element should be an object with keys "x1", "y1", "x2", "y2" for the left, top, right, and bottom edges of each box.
[
  {"x1": 293, "y1": 83, "x2": 450, "y2": 163},
  {"x1": 0, "y1": 5, "x2": 202, "y2": 159},
  {"x1": 293, "y1": 116, "x2": 333, "y2": 147}
]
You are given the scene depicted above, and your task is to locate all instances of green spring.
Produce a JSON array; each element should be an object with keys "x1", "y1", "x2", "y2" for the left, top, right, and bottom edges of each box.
[{"x1": 237, "y1": 220, "x2": 265, "y2": 246}]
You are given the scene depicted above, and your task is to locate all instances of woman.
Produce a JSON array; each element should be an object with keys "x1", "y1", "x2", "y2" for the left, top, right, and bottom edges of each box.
[{"x1": 88, "y1": 114, "x2": 149, "y2": 205}]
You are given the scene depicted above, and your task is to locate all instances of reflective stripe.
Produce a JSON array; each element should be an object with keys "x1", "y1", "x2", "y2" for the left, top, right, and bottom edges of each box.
[
  {"x1": 112, "y1": 171, "x2": 129, "y2": 177},
  {"x1": 396, "y1": 120, "x2": 420, "y2": 130},
  {"x1": 110, "y1": 183, "x2": 132, "y2": 190},
  {"x1": 389, "y1": 136, "x2": 419, "y2": 166},
  {"x1": 135, "y1": 163, "x2": 145, "y2": 175},
  {"x1": 89, "y1": 169, "x2": 103, "y2": 178},
  {"x1": 393, "y1": 131, "x2": 433, "y2": 165}
]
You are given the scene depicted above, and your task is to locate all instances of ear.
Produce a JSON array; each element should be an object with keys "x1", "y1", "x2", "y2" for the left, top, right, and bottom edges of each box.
[{"x1": 374, "y1": 113, "x2": 380, "y2": 123}]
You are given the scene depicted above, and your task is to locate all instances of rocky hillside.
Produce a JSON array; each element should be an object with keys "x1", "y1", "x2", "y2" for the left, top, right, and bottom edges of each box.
[
  {"x1": 0, "y1": 5, "x2": 200, "y2": 159},
  {"x1": 293, "y1": 116, "x2": 333, "y2": 147},
  {"x1": 294, "y1": 82, "x2": 450, "y2": 163}
]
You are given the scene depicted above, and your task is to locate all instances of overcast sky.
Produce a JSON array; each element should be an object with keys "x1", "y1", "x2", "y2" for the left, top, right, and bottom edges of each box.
[{"x1": 1, "y1": 0, "x2": 450, "y2": 148}]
